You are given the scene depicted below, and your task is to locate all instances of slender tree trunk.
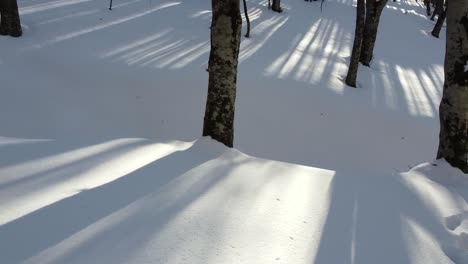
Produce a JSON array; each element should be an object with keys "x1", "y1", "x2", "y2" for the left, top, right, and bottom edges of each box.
[
  {"x1": 203, "y1": 0, "x2": 242, "y2": 148},
  {"x1": 272, "y1": 0, "x2": 282, "y2": 13},
  {"x1": 359, "y1": 0, "x2": 388, "y2": 66},
  {"x1": 431, "y1": 7, "x2": 446, "y2": 38},
  {"x1": 345, "y1": 0, "x2": 365, "y2": 88},
  {"x1": 242, "y1": 0, "x2": 250, "y2": 38},
  {"x1": 0, "y1": 0, "x2": 22, "y2": 37},
  {"x1": 424, "y1": 0, "x2": 431, "y2": 16},
  {"x1": 437, "y1": 0, "x2": 468, "y2": 173},
  {"x1": 430, "y1": 0, "x2": 443, "y2": 20}
]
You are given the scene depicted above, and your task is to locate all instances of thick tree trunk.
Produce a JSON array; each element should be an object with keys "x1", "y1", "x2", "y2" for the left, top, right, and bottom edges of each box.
[
  {"x1": 0, "y1": 0, "x2": 22, "y2": 37},
  {"x1": 359, "y1": 0, "x2": 388, "y2": 66},
  {"x1": 242, "y1": 0, "x2": 250, "y2": 38},
  {"x1": 431, "y1": 7, "x2": 446, "y2": 38},
  {"x1": 272, "y1": 0, "x2": 282, "y2": 13},
  {"x1": 437, "y1": 0, "x2": 468, "y2": 173},
  {"x1": 345, "y1": 0, "x2": 365, "y2": 88},
  {"x1": 203, "y1": 0, "x2": 242, "y2": 148}
]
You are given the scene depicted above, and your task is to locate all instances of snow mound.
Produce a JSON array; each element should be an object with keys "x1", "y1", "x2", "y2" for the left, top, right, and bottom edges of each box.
[
  {"x1": 0, "y1": 136, "x2": 466, "y2": 264},
  {"x1": 403, "y1": 161, "x2": 468, "y2": 264}
]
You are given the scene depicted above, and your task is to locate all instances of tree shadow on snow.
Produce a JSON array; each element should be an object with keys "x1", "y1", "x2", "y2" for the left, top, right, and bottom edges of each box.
[
  {"x1": 312, "y1": 170, "x2": 453, "y2": 264},
  {"x1": 0, "y1": 139, "x2": 235, "y2": 263}
]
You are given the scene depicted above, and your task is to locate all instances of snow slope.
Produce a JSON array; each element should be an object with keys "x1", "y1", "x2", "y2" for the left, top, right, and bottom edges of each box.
[{"x1": 1, "y1": 0, "x2": 467, "y2": 263}]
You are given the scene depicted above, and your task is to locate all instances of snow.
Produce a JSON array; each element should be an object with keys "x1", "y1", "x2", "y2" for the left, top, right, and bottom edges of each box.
[{"x1": 0, "y1": 0, "x2": 466, "y2": 263}]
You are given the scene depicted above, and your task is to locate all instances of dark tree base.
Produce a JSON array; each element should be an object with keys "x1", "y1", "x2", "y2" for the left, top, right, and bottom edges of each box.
[
  {"x1": 431, "y1": 8, "x2": 446, "y2": 38},
  {"x1": 0, "y1": 26, "x2": 22, "y2": 37},
  {"x1": 271, "y1": 0, "x2": 282, "y2": 12},
  {"x1": 0, "y1": 9, "x2": 23, "y2": 37},
  {"x1": 437, "y1": 107, "x2": 468, "y2": 173}
]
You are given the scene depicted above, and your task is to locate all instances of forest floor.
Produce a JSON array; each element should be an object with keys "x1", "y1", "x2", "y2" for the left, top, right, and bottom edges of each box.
[{"x1": 1, "y1": 0, "x2": 467, "y2": 263}]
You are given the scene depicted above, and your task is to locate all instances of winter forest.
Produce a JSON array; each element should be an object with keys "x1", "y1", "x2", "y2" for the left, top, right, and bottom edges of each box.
[{"x1": 0, "y1": 0, "x2": 467, "y2": 263}]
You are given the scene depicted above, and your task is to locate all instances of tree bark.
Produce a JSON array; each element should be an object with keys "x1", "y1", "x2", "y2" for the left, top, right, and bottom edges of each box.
[
  {"x1": 431, "y1": 7, "x2": 446, "y2": 38},
  {"x1": 272, "y1": 0, "x2": 282, "y2": 13},
  {"x1": 359, "y1": 0, "x2": 388, "y2": 66},
  {"x1": 345, "y1": 0, "x2": 365, "y2": 88},
  {"x1": 242, "y1": 0, "x2": 251, "y2": 38},
  {"x1": 437, "y1": 0, "x2": 468, "y2": 173},
  {"x1": 203, "y1": 0, "x2": 242, "y2": 148},
  {"x1": 0, "y1": 0, "x2": 22, "y2": 37}
]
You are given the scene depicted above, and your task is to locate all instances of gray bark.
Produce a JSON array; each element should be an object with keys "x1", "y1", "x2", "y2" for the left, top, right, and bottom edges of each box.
[
  {"x1": 437, "y1": 0, "x2": 468, "y2": 172},
  {"x1": 359, "y1": 0, "x2": 388, "y2": 66},
  {"x1": 345, "y1": 0, "x2": 365, "y2": 88},
  {"x1": 203, "y1": 0, "x2": 242, "y2": 147},
  {"x1": 0, "y1": 0, "x2": 22, "y2": 37}
]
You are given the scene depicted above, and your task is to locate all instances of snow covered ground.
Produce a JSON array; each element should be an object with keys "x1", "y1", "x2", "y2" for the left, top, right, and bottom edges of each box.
[{"x1": 1, "y1": 0, "x2": 467, "y2": 263}]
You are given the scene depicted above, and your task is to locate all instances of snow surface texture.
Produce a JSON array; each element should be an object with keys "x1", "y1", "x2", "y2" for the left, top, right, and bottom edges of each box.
[{"x1": 1, "y1": 0, "x2": 467, "y2": 263}]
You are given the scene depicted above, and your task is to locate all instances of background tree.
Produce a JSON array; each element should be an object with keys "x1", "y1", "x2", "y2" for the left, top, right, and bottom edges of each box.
[
  {"x1": 203, "y1": 0, "x2": 242, "y2": 147},
  {"x1": 430, "y1": 0, "x2": 444, "y2": 21},
  {"x1": 431, "y1": 6, "x2": 446, "y2": 38},
  {"x1": 242, "y1": 0, "x2": 251, "y2": 38},
  {"x1": 271, "y1": 0, "x2": 282, "y2": 13},
  {"x1": 0, "y1": 0, "x2": 22, "y2": 37},
  {"x1": 424, "y1": 0, "x2": 431, "y2": 16},
  {"x1": 345, "y1": 0, "x2": 365, "y2": 87},
  {"x1": 359, "y1": 0, "x2": 389, "y2": 66},
  {"x1": 437, "y1": 0, "x2": 468, "y2": 173}
]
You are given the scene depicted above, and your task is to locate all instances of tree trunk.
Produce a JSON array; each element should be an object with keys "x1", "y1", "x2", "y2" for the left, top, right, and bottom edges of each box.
[
  {"x1": 437, "y1": 0, "x2": 468, "y2": 173},
  {"x1": 345, "y1": 0, "x2": 365, "y2": 88},
  {"x1": 203, "y1": 0, "x2": 242, "y2": 148},
  {"x1": 359, "y1": 0, "x2": 388, "y2": 66},
  {"x1": 431, "y1": 7, "x2": 446, "y2": 38},
  {"x1": 430, "y1": 0, "x2": 443, "y2": 20},
  {"x1": 272, "y1": 0, "x2": 282, "y2": 13},
  {"x1": 242, "y1": 0, "x2": 250, "y2": 38},
  {"x1": 424, "y1": 0, "x2": 431, "y2": 16},
  {"x1": 0, "y1": 0, "x2": 22, "y2": 37}
]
